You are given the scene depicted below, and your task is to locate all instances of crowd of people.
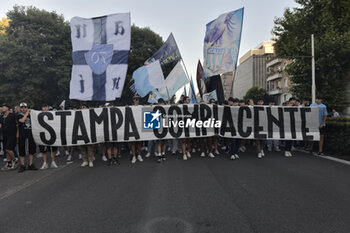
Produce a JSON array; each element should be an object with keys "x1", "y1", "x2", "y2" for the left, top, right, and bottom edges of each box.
[{"x1": 0, "y1": 95, "x2": 329, "y2": 173}]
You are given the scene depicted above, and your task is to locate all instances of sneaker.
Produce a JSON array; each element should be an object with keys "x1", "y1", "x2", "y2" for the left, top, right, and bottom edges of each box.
[
  {"x1": 162, "y1": 153, "x2": 166, "y2": 161},
  {"x1": 157, "y1": 157, "x2": 162, "y2": 163},
  {"x1": 131, "y1": 156, "x2": 137, "y2": 164},
  {"x1": 0, "y1": 150, "x2": 3, "y2": 156},
  {"x1": 18, "y1": 165, "x2": 26, "y2": 173},
  {"x1": 200, "y1": 152, "x2": 205, "y2": 157},
  {"x1": 65, "y1": 150, "x2": 69, "y2": 155},
  {"x1": 27, "y1": 164, "x2": 38, "y2": 170},
  {"x1": 102, "y1": 155, "x2": 108, "y2": 162},
  {"x1": 208, "y1": 152, "x2": 215, "y2": 158},
  {"x1": 66, "y1": 155, "x2": 73, "y2": 164},
  {"x1": 137, "y1": 155, "x2": 143, "y2": 162},
  {"x1": 40, "y1": 162, "x2": 49, "y2": 170},
  {"x1": 55, "y1": 151, "x2": 60, "y2": 157},
  {"x1": 113, "y1": 157, "x2": 120, "y2": 165},
  {"x1": 230, "y1": 155, "x2": 236, "y2": 160},
  {"x1": 183, "y1": 154, "x2": 188, "y2": 160},
  {"x1": 78, "y1": 154, "x2": 82, "y2": 160},
  {"x1": 3, "y1": 158, "x2": 7, "y2": 162},
  {"x1": 261, "y1": 150, "x2": 265, "y2": 157},
  {"x1": 186, "y1": 151, "x2": 191, "y2": 158},
  {"x1": 291, "y1": 146, "x2": 297, "y2": 151},
  {"x1": 107, "y1": 159, "x2": 113, "y2": 166},
  {"x1": 2, "y1": 162, "x2": 12, "y2": 171},
  {"x1": 235, "y1": 154, "x2": 239, "y2": 159},
  {"x1": 192, "y1": 148, "x2": 196, "y2": 153},
  {"x1": 89, "y1": 161, "x2": 93, "y2": 168},
  {"x1": 267, "y1": 147, "x2": 272, "y2": 152},
  {"x1": 145, "y1": 152, "x2": 151, "y2": 158},
  {"x1": 317, "y1": 152, "x2": 325, "y2": 156},
  {"x1": 81, "y1": 161, "x2": 88, "y2": 167},
  {"x1": 222, "y1": 146, "x2": 227, "y2": 150},
  {"x1": 215, "y1": 149, "x2": 220, "y2": 155},
  {"x1": 285, "y1": 151, "x2": 291, "y2": 157},
  {"x1": 172, "y1": 151, "x2": 176, "y2": 156},
  {"x1": 257, "y1": 153, "x2": 262, "y2": 159},
  {"x1": 274, "y1": 148, "x2": 281, "y2": 152},
  {"x1": 11, "y1": 159, "x2": 19, "y2": 169},
  {"x1": 50, "y1": 161, "x2": 58, "y2": 169}
]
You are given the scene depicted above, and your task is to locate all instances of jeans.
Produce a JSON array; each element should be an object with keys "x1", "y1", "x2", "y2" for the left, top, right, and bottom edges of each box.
[
  {"x1": 230, "y1": 138, "x2": 241, "y2": 155},
  {"x1": 267, "y1": 140, "x2": 279, "y2": 150}
]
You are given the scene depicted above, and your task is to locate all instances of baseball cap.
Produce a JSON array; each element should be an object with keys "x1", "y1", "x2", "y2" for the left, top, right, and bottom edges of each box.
[{"x1": 1, "y1": 103, "x2": 10, "y2": 109}]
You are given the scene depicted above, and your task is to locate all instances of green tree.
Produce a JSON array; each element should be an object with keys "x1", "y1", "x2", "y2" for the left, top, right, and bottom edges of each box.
[
  {"x1": 272, "y1": 0, "x2": 350, "y2": 110},
  {"x1": 0, "y1": 6, "x2": 72, "y2": 108},
  {"x1": 243, "y1": 86, "x2": 268, "y2": 103}
]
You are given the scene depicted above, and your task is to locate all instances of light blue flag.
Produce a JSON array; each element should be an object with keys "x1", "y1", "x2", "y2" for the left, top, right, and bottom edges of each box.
[
  {"x1": 148, "y1": 89, "x2": 162, "y2": 103},
  {"x1": 203, "y1": 8, "x2": 244, "y2": 77},
  {"x1": 203, "y1": 90, "x2": 218, "y2": 103},
  {"x1": 131, "y1": 60, "x2": 166, "y2": 97},
  {"x1": 189, "y1": 78, "x2": 197, "y2": 103}
]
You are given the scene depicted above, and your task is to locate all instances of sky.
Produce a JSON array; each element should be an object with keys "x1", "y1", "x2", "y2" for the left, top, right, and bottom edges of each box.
[{"x1": 1, "y1": 0, "x2": 300, "y2": 80}]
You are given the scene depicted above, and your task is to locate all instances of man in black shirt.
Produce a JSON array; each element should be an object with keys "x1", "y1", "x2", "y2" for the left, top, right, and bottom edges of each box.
[
  {"x1": 0, "y1": 103, "x2": 19, "y2": 170},
  {"x1": 17, "y1": 102, "x2": 38, "y2": 172}
]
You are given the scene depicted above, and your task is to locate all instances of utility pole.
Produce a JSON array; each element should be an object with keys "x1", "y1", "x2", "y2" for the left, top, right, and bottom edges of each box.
[{"x1": 311, "y1": 34, "x2": 316, "y2": 103}]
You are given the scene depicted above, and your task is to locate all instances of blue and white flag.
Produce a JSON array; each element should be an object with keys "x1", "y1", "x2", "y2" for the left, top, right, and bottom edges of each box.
[
  {"x1": 132, "y1": 60, "x2": 166, "y2": 98},
  {"x1": 203, "y1": 8, "x2": 244, "y2": 77},
  {"x1": 158, "y1": 61, "x2": 189, "y2": 100},
  {"x1": 203, "y1": 90, "x2": 218, "y2": 103},
  {"x1": 148, "y1": 89, "x2": 162, "y2": 103},
  {"x1": 188, "y1": 78, "x2": 197, "y2": 104},
  {"x1": 145, "y1": 33, "x2": 181, "y2": 66},
  {"x1": 69, "y1": 13, "x2": 131, "y2": 101}
]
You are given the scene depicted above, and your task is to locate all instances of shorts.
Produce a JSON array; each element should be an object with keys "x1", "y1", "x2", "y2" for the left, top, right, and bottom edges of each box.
[
  {"x1": 3, "y1": 134, "x2": 16, "y2": 151},
  {"x1": 106, "y1": 142, "x2": 119, "y2": 148},
  {"x1": 156, "y1": 139, "x2": 167, "y2": 145},
  {"x1": 39, "y1": 145, "x2": 58, "y2": 153},
  {"x1": 319, "y1": 126, "x2": 326, "y2": 135},
  {"x1": 19, "y1": 134, "x2": 36, "y2": 157}
]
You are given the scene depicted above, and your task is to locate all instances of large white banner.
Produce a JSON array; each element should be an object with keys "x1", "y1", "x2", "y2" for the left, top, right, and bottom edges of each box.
[
  {"x1": 30, "y1": 105, "x2": 320, "y2": 146},
  {"x1": 69, "y1": 13, "x2": 131, "y2": 101}
]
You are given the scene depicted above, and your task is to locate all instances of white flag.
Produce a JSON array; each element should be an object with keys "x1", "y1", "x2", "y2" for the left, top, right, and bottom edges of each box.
[
  {"x1": 69, "y1": 13, "x2": 131, "y2": 101},
  {"x1": 158, "y1": 62, "x2": 189, "y2": 100}
]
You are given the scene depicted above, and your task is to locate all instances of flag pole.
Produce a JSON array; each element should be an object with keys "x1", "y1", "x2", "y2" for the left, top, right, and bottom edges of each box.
[
  {"x1": 165, "y1": 87, "x2": 171, "y2": 103},
  {"x1": 230, "y1": 69, "x2": 237, "y2": 97},
  {"x1": 311, "y1": 34, "x2": 316, "y2": 103},
  {"x1": 171, "y1": 32, "x2": 196, "y2": 101}
]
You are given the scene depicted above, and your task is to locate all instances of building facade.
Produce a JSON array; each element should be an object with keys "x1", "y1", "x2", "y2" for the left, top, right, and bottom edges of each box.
[
  {"x1": 232, "y1": 41, "x2": 275, "y2": 98},
  {"x1": 221, "y1": 72, "x2": 233, "y2": 100}
]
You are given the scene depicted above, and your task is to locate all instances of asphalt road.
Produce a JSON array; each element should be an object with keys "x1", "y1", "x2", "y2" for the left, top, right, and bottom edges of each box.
[{"x1": 0, "y1": 148, "x2": 349, "y2": 233}]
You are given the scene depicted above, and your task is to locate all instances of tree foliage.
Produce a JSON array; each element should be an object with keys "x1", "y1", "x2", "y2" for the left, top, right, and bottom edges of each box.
[
  {"x1": 0, "y1": 6, "x2": 166, "y2": 108},
  {"x1": 0, "y1": 6, "x2": 71, "y2": 108},
  {"x1": 272, "y1": 0, "x2": 350, "y2": 110},
  {"x1": 243, "y1": 86, "x2": 268, "y2": 103}
]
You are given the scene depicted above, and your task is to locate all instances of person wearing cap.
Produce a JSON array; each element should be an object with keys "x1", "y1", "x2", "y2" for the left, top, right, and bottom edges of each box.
[
  {"x1": 16, "y1": 102, "x2": 38, "y2": 172},
  {"x1": 130, "y1": 94, "x2": 144, "y2": 164},
  {"x1": 0, "y1": 103, "x2": 19, "y2": 170},
  {"x1": 39, "y1": 104, "x2": 59, "y2": 170}
]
